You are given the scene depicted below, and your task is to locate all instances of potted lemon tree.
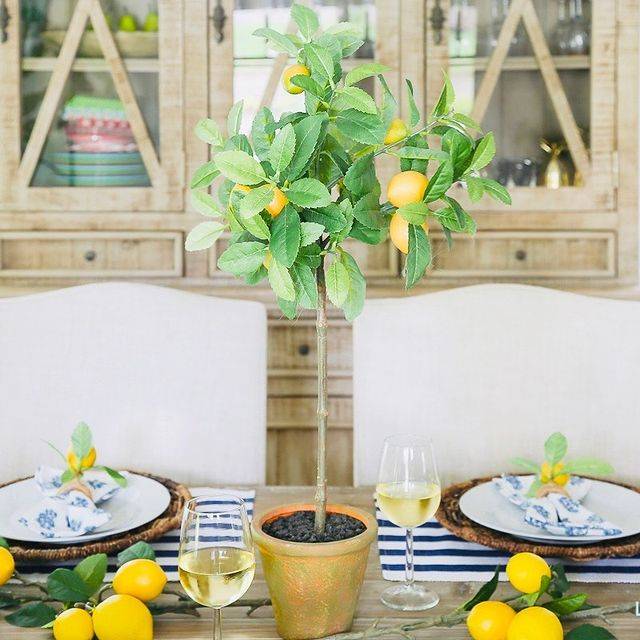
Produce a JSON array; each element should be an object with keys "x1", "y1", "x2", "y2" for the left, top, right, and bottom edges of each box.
[{"x1": 184, "y1": 4, "x2": 509, "y2": 638}]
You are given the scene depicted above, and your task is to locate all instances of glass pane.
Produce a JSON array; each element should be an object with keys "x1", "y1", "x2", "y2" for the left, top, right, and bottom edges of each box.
[
  {"x1": 448, "y1": 0, "x2": 591, "y2": 189},
  {"x1": 21, "y1": 0, "x2": 160, "y2": 187},
  {"x1": 234, "y1": 0, "x2": 376, "y2": 129}
]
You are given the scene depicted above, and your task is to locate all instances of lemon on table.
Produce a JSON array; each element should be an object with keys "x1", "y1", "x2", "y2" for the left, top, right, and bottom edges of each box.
[
  {"x1": 506, "y1": 553, "x2": 551, "y2": 594},
  {"x1": 507, "y1": 606, "x2": 563, "y2": 640},
  {"x1": 67, "y1": 446, "x2": 97, "y2": 472},
  {"x1": 467, "y1": 601, "x2": 516, "y2": 640},
  {"x1": 53, "y1": 608, "x2": 94, "y2": 640},
  {"x1": 113, "y1": 558, "x2": 167, "y2": 602},
  {"x1": 0, "y1": 547, "x2": 15, "y2": 586},
  {"x1": 93, "y1": 594, "x2": 153, "y2": 640}
]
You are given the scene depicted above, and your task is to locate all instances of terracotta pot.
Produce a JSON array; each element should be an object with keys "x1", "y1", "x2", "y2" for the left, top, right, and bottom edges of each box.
[{"x1": 252, "y1": 503, "x2": 377, "y2": 640}]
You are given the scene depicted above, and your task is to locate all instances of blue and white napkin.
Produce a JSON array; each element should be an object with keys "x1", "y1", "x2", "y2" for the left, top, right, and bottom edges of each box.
[
  {"x1": 493, "y1": 475, "x2": 622, "y2": 537},
  {"x1": 16, "y1": 466, "x2": 121, "y2": 539}
]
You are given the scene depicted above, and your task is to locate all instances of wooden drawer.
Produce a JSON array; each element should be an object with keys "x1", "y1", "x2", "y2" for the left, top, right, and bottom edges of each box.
[
  {"x1": 0, "y1": 232, "x2": 183, "y2": 278},
  {"x1": 429, "y1": 232, "x2": 616, "y2": 278}
]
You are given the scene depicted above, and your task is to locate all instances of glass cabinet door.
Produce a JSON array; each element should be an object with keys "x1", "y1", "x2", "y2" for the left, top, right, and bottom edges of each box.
[
  {"x1": 0, "y1": 0, "x2": 184, "y2": 211},
  {"x1": 426, "y1": 0, "x2": 615, "y2": 212}
]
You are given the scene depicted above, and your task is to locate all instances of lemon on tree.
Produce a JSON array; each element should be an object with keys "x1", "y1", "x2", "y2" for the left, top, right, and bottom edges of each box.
[
  {"x1": 507, "y1": 606, "x2": 563, "y2": 640},
  {"x1": 387, "y1": 170, "x2": 429, "y2": 208},
  {"x1": 112, "y1": 558, "x2": 167, "y2": 602},
  {"x1": 0, "y1": 546, "x2": 15, "y2": 586},
  {"x1": 93, "y1": 594, "x2": 153, "y2": 640},
  {"x1": 283, "y1": 64, "x2": 310, "y2": 94},
  {"x1": 53, "y1": 608, "x2": 94, "y2": 640},
  {"x1": 389, "y1": 213, "x2": 429, "y2": 255},
  {"x1": 232, "y1": 184, "x2": 288, "y2": 218},
  {"x1": 506, "y1": 553, "x2": 551, "y2": 594},
  {"x1": 384, "y1": 118, "x2": 409, "y2": 145},
  {"x1": 466, "y1": 601, "x2": 516, "y2": 640}
]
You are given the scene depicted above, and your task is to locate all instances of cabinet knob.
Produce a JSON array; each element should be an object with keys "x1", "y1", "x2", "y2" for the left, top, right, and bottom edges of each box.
[
  {"x1": 84, "y1": 250, "x2": 97, "y2": 262},
  {"x1": 515, "y1": 249, "x2": 527, "y2": 261},
  {"x1": 298, "y1": 344, "x2": 310, "y2": 356},
  {"x1": 0, "y1": 1, "x2": 10, "y2": 44},
  {"x1": 212, "y1": 0, "x2": 227, "y2": 44}
]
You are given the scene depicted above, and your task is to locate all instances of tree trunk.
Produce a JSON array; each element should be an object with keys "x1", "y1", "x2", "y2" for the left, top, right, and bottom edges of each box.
[{"x1": 314, "y1": 255, "x2": 328, "y2": 534}]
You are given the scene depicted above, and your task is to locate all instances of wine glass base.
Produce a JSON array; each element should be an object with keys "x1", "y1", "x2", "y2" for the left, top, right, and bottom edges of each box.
[{"x1": 380, "y1": 583, "x2": 440, "y2": 611}]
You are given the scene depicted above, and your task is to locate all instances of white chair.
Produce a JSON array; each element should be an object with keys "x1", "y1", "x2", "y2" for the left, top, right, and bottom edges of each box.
[
  {"x1": 0, "y1": 282, "x2": 267, "y2": 486},
  {"x1": 353, "y1": 284, "x2": 640, "y2": 487}
]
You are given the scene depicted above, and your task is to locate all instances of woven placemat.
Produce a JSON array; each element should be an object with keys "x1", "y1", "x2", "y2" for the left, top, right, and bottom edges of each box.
[
  {"x1": 3, "y1": 472, "x2": 191, "y2": 562},
  {"x1": 436, "y1": 476, "x2": 640, "y2": 562}
]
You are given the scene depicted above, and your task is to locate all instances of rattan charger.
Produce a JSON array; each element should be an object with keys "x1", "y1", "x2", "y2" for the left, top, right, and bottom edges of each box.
[
  {"x1": 437, "y1": 475, "x2": 640, "y2": 562},
  {"x1": 3, "y1": 471, "x2": 191, "y2": 562}
]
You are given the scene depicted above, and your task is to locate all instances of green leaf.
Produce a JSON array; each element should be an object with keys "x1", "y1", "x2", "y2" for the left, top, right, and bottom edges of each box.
[
  {"x1": 469, "y1": 132, "x2": 496, "y2": 172},
  {"x1": 431, "y1": 71, "x2": 455, "y2": 117},
  {"x1": 405, "y1": 79, "x2": 420, "y2": 128},
  {"x1": 218, "y1": 241, "x2": 268, "y2": 276},
  {"x1": 336, "y1": 109, "x2": 385, "y2": 145},
  {"x1": 292, "y1": 3, "x2": 319, "y2": 39},
  {"x1": 225, "y1": 133, "x2": 253, "y2": 154},
  {"x1": 60, "y1": 468, "x2": 74, "y2": 484},
  {"x1": 251, "y1": 107, "x2": 275, "y2": 161},
  {"x1": 519, "y1": 574, "x2": 551, "y2": 607},
  {"x1": 101, "y1": 466, "x2": 128, "y2": 488},
  {"x1": 450, "y1": 111, "x2": 482, "y2": 131},
  {"x1": 344, "y1": 153, "x2": 378, "y2": 197},
  {"x1": 562, "y1": 458, "x2": 614, "y2": 476},
  {"x1": 466, "y1": 176, "x2": 485, "y2": 202},
  {"x1": 394, "y1": 147, "x2": 449, "y2": 162},
  {"x1": 548, "y1": 563, "x2": 570, "y2": 597},
  {"x1": 480, "y1": 178, "x2": 512, "y2": 205},
  {"x1": 303, "y1": 43, "x2": 335, "y2": 84},
  {"x1": 543, "y1": 593, "x2": 588, "y2": 615},
  {"x1": 443, "y1": 128, "x2": 474, "y2": 179},
  {"x1": 190, "y1": 161, "x2": 220, "y2": 189},
  {"x1": 242, "y1": 214, "x2": 271, "y2": 240},
  {"x1": 349, "y1": 221, "x2": 385, "y2": 244},
  {"x1": 334, "y1": 86, "x2": 378, "y2": 115},
  {"x1": 336, "y1": 32, "x2": 364, "y2": 57},
  {"x1": 195, "y1": 118, "x2": 224, "y2": 148},
  {"x1": 191, "y1": 190, "x2": 223, "y2": 217},
  {"x1": 118, "y1": 541, "x2": 156, "y2": 566},
  {"x1": 71, "y1": 422, "x2": 92, "y2": 459},
  {"x1": 545, "y1": 432, "x2": 568, "y2": 465},
  {"x1": 433, "y1": 205, "x2": 464, "y2": 232},
  {"x1": 459, "y1": 567, "x2": 500, "y2": 612},
  {"x1": 74, "y1": 553, "x2": 108, "y2": 596},
  {"x1": 565, "y1": 625, "x2": 616, "y2": 640},
  {"x1": 268, "y1": 123, "x2": 296, "y2": 174},
  {"x1": 277, "y1": 296, "x2": 298, "y2": 319},
  {"x1": 352, "y1": 193, "x2": 385, "y2": 230},
  {"x1": 345, "y1": 62, "x2": 391, "y2": 86},
  {"x1": 326, "y1": 260, "x2": 350, "y2": 307},
  {"x1": 446, "y1": 197, "x2": 476, "y2": 234},
  {"x1": 300, "y1": 222, "x2": 325, "y2": 246},
  {"x1": 406, "y1": 225, "x2": 431, "y2": 289},
  {"x1": 398, "y1": 201, "x2": 430, "y2": 225},
  {"x1": 424, "y1": 162, "x2": 454, "y2": 202},
  {"x1": 227, "y1": 100, "x2": 243, "y2": 137},
  {"x1": 0, "y1": 595, "x2": 20, "y2": 609},
  {"x1": 185, "y1": 221, "x2": 225, "y2": 251},
  {"x1": 5, "y1": 603, "x2": 57, "y2": 628},
  {"x1": 253, "y1": 27, "x2": 299, "y2": 57},
  {"x1": 378, "y1": 74, "x2": 397, "y2": 128},
  {"x1": 291, "y1": 74, "x2": 326, "y2": 98},
  {"x1": 268, "y1": 260, "x2": 296, "y2": 301},
  {"x1": 287, "y1": 113, "x2": 328, "y2": 180},
  {"x1": 303, "y1": 205, "x2": 348, "y2": 233},
  {"x1": 286, "y1": 178, "x2": 332, "y2": 208},
  {"x1": 238, "y1": 184, "x2": 275, "y2": 219},
  {"x1": 47, "y1": 568, "x2": 90, "y2": 602},
  {"x1": 215, "y1": 150, "x2": 266, "y2": 185},
  {"x1": 526, "y1": 478, "x2": 543, "y2": 497},
  {"x1": 270, "y1": 205, "x2": 301, "y2": 268},
  {"x1": 510, "y1": 457, "x2": 540, "y2": 473},
  {"x1": 341, "y1": 252, "x2": 366, "y2": 322},
  {"x1": 0, "y1": 537, "x2": 9, "y2": 549},
  {"x1": 291, "y1": 263, "x2": 318, "y2": 309}
]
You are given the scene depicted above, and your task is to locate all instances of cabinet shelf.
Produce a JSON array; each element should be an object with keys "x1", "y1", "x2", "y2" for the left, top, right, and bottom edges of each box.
[
  {"x1": 22, "y1": 57, "x2": 159, "y2": 73},
  {"x1": 450, "y1": 55, "x2": 590, "y2": 72}
]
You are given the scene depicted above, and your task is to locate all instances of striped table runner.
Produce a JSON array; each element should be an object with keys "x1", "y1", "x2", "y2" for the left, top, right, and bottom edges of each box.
[
  {"x1": 377, "y1": 508, "x2": 640, "y2": 584},
  {"x1": 18, "y1": 488, "x2": 255, "y2": 581}
]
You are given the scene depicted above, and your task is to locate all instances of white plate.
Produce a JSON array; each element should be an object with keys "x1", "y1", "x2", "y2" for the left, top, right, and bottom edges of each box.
[
  {"x1": 459, "y1": 479, "x2": 640, "y2": 545},
  {"x1": 0, "y1": 473, "x2": 171, "y2": 544}
]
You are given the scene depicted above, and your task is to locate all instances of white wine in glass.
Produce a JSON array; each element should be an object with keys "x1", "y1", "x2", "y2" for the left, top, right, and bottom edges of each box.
[
  {"x1": 179, "y1": 496, "x2": 255, "y2": 640},
  {"x1": 376, "y1": 435, "x2": 441, "y2": 611}
]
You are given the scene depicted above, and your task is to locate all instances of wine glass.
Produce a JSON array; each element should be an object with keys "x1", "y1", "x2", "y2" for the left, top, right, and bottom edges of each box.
[
  {"x1": 376, "y1": 435, "x2": 441, "y2": 611},
  {"x1": 178, "y1": 495, "x2": 255, "y2": 640}
]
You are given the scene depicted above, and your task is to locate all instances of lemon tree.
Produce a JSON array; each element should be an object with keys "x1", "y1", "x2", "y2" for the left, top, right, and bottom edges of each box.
[{"x1": 185, "y1": 2, "x2": 510, "y2": 534}]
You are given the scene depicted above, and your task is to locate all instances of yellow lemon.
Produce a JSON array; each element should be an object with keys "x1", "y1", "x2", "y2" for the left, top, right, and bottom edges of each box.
[
  {"x1": 384, "y1": 118, "x2": 409, "y2": 145},
  {"x1": 53, "y1": 608, "x2": 94, "y2": 640},
  {"x1": 467, "y1": 601, "x2": 516, "y2": 640},
  {"x1": 67, "y1": 447, "x2": 97, "y2": 472},
  {"x1": 283, "y1": 64, "x2": 310, "y2": 94},
  {"x1": 266, "y1": 187, "x2": 288, "y2": 218},
  {"x1": 389, "y1": 212, "x2": 429, "y2": 255},
  {"x1": 506, "y1": 553, "x2": 551, "y2": 594},
  {"x1": 506, "y1": 606, "x2": 563, "y2": 640},
  {"x1": 93, "y1": 595, "x2": 153, "y2": 640},
  {"x1": 0, "y1": 547, "x2": 15, "y2": 586},
  {"x1": 113, "y1": 559, "x2": 167, "y2": 602},
  {"x1": 387, "y1": 171, "x2": 429, "y2": 209},
  {"x1": 554, "y1": 474, "x2": 570, "y2": 486}
]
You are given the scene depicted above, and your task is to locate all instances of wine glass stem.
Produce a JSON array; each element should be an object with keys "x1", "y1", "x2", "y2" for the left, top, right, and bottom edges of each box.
[
  {"x1": 405, "y1": 528, "x2": 415, "y2": 586},
  {"x1": 213, "y1": 607, "x2": 222, "y2": 640}
]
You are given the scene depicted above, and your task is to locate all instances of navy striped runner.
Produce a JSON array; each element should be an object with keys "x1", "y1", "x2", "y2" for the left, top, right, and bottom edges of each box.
[{"x1": 376, "y1": 508, "x2": 640, "y2": 584}]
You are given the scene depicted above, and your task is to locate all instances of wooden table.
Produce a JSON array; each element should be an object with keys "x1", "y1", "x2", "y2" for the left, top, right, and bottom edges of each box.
[{"x1": 6, "y1": 487, "x2": 640, "y2": 639}]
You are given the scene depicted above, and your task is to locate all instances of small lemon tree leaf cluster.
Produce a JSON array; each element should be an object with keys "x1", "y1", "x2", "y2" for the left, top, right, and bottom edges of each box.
[{"x1": 185, "y1": 3, "x2": 510, "y2": 318}]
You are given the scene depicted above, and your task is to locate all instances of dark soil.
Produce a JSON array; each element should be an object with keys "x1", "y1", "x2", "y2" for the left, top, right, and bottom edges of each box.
[{"x1": 263, "y1": 510, "x2": 366, "y2": 543}]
